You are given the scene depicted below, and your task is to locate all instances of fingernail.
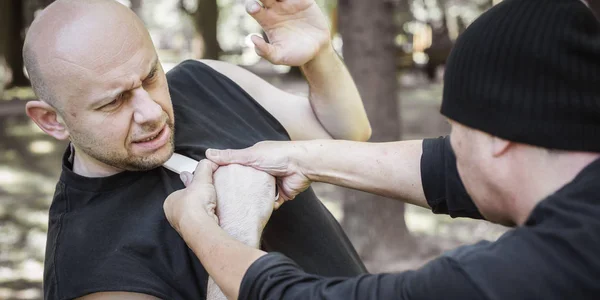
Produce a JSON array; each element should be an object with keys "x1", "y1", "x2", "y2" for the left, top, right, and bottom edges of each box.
[
  {"x1": 180, "y1": 172, "x2": 191, "y2": 185},
  {"x1": 247, "y1": 2, "x2": 261, "y2": 14},
  {"x1": 206, "y1": 149, "x2": 218, "y2": 158},
  {"x1": 254, "y1": 46, "x2": 264, "y2": 56}
]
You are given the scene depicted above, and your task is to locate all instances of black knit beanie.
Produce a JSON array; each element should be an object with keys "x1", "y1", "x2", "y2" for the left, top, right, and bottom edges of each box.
[{"x1": 441, "y1": 0, "x2": 600, "y2": 152}]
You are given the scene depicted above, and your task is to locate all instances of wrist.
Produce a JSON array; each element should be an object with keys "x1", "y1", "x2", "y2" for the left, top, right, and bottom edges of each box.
[
  {"x1": 220, "y1": 222, "x2": 262, "y2": 248},
  {"x1": 302, "y1": 44, "x2": 337, "y2": 72},
  {"x1": 178, "y1": 212, "x2": 216, "y2": 239},
  {"x1": 295, "y1": 140, "x2": 328, "y2": 182}
]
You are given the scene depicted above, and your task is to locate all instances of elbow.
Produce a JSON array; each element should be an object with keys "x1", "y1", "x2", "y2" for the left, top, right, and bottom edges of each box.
[
  {"x1": 353, "y1": 112, "x2": 373, "y2": 142},
  {"x1": 356, "y1": 116, "x2": 373, "y2": 141},
  {"x1": 327, "y1": 116, "x2": 372, "y2": 141},
  {"x1": 356, "y1": 125, "x2": 372, "y2": 142},
  {"x1": 347, "y1": 122, "x2": 372, "y2": 142}
]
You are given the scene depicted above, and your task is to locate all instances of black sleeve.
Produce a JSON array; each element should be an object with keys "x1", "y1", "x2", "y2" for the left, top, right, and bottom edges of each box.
[
  {"x1": 421, "y1": 136, "x2": 484, "y2": 219},
  {"x1": 240, "y1": 253, "x2": 487, "y2": 300}
]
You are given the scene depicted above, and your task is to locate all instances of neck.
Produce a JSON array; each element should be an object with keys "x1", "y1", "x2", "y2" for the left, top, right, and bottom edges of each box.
[
  {"x1": 510, "y1": 151, "x2": 600, "y2": 225},
  {"x1": 72, "y1": 145, "x2": 123, "y2": 177}
]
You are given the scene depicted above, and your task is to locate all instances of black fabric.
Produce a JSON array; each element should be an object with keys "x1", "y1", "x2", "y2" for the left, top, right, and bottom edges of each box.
[
  {"x1": 421, "y1": 136, "x2": 483, "y2": 219},
  {"x1": 240, "y1": 138, "x2": 600, "y2": 300},
  {"x1": 241, "y1": 253, "x2": 485, "y2": 300},
  {"x1": 441, "y1": 0, "x2": 600, "y2": 152},
  {"x1": 43, "y1": 60, "x2": 366, "y2": 300}
]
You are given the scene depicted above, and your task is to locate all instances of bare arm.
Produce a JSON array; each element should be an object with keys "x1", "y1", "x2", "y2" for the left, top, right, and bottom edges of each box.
[
  {"x1": 163, "y1": 161, "x2": 275, "y2": 300},
  {"x1": 207, "y1": 139, "x2": 429, "y2": 209},
  {"x1": 302, "y1": 140, "x2": 427, "y2": 208},
  {"x1": 200, "y1": 58, "x2": 369, "y2": 141},
  {"x1": 180, "y1": 212, "x2": 266, "y2": 300},
  {"x1": 206, "y1": 164, "x2": 276, "y2": 299},
  {"x1": 198, "y1": 0, "x2": 370, "y2": 142},
  {"x1": 300, "y1": 46, "x2": 371, "y2": 141}
]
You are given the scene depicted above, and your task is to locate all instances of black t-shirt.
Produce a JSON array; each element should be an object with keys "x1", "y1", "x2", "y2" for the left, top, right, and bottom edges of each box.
[
  {"x1": 43, "y1": 60, "x2": 366, "y2": 300},
  {"x1": 240, "y1": 136, "x2": 600, "y2": 299}
]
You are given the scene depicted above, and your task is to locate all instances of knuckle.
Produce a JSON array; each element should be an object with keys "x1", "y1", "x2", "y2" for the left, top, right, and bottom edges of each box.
[{"x1": 223, "y1": 149, "x2": 234, "y2": 160}]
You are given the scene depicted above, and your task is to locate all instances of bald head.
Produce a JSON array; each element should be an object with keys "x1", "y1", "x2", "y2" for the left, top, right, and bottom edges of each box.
[
  {"x1": 24, "y1": 0, "x2": 174, "y2": 174},
  {"x1": 23, "y1": 0, "x2": 151, "y2": 111}
]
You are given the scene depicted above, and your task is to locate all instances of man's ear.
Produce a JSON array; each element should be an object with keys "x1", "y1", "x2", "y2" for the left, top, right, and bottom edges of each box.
[
  {"x1": 26, "y1": 100, "x2": 70, "y2": 140},
  {"x1": 491, "y1": 135, "x2": 512, "y2": 157}
]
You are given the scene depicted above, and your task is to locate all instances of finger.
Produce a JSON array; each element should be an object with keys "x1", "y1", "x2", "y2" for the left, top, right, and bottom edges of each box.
[
  {"x1": 246, "y1": 1, "x2": 271, "y2": 28},
  {"x1": 206, "y1": 148, "x2": 256, "y2": 166},
  {"x1": 273, "y1": 198, "x2": 285, "y2": 210},
  {"x1": 246, "y1": 0, "x2": 265, "y2": 16},
  {"x1": 251, "y1": 35, "x2": 281, "y2": 63},
  {"x1": 180, "y1": 172, "x2": 193, "y2": 187},
  {"x1": 276, "y1": 179, "x2": 294, "y2": 201},
  {"x1": 257, "y1": 0, "x2": 276, "y2": 9},
  {"x1": 207, "y1": 202, "x2": 219, "y2": 223},
  {"x1": 190, "y1": 159, "x2": 218, "y2": 187}
]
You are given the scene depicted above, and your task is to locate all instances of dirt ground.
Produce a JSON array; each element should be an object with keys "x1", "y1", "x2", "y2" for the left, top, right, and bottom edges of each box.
[{"x1": 0, "y1": 65, "x2": 507, "y2": 299}]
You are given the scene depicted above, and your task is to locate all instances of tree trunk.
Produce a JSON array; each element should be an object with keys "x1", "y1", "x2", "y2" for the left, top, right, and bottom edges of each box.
[
  {"x1": 0, "y1": 0, "x2": 29, "y2": 88},
  {"x1": 183, "y1": 0, "x2": 221, "y2": 60},
  {"x1": 424, "y1": 0, "x2": 453, "y2": 81},
  {"x1": 338, "y1": 0, "x2": 416, "y2": 266}
]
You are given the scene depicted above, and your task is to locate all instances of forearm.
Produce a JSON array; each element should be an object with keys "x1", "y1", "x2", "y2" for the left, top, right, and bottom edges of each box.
[
  {"x1": 205, "y1": 222, "x2": 261, "y2": 300},
  {"x1": 300, "y1": 139, "x2": 428, "y2": 208},
  {"x1": 181, "y1": 215, "x2": 266, "y2": 300},
  {"x1": 301, "y1": 47, "x2": 371, "y2": 141},
  {"x1": 199, "y1": 164, "x2": 274, "y2": 299}
]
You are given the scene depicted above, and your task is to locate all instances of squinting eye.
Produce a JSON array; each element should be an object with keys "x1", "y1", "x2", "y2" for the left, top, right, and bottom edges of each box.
[
  {"x1": 101, "y1": 95, "x2": 123, "y2": 110},
  {"x1": 147, "y1": 68, "x2": 157, "y2": 80}
]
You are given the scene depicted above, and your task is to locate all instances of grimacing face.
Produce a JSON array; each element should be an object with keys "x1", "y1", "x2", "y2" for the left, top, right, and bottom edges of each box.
[
  {"x1": 23, "y1": 0, "x2": 177, "y2": 172},
  {"x1": 62, "y1": 54, "x2": 176, "y2": 172},
  {"x1": 51, "y1": 29, "x2": 176, "y2": 171}
]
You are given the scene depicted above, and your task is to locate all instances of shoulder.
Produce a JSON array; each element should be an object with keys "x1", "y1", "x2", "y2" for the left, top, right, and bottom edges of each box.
[
  {"x1": 446, "y1": 226, "x2": 599, "y2": 299},
  {"x1": 166, "y1": 59, "x2": 244, "y2": 80},
  {"x1": 172, "y1": 59, "x2": 280, "y2": 97},
  {"x1": 165, "y1": 59, "x2": 259, "y2": 99},
  {"x1": 165, "y1": 59, "x2": 221, "y2": 83},
  {"x1": 43, "y1": 178, "x2": 204, "y2": 300}
]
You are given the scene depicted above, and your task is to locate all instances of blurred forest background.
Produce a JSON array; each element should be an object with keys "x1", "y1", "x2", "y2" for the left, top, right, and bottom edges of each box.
[{"x1": 0, "y1": 0, "x2": 509, "y2": 299}]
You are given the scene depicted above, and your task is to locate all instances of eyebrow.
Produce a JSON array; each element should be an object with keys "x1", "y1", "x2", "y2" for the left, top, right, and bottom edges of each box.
[{"x1": 91, "y1": 56, "x2": 159, "y2": 109}]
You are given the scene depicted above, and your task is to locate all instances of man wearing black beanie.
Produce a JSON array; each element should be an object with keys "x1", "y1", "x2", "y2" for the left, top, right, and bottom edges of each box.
[{"x1": 164, "y1": 0, "x2": 600, "y2": 299}]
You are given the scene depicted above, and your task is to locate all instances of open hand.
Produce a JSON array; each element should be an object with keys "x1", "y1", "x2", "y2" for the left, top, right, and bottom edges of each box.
[
  {"x1": 246, "y1": 0, "x2": 331, "y2": 66},
  {"x1": 206, "y1": 141, "x2": 312, "y2": 206}
]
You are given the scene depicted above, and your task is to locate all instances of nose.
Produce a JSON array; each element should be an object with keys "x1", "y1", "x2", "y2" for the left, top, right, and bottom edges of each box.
[{"x1": 131, "y1": 88, "x2": 162, "y2": 124}]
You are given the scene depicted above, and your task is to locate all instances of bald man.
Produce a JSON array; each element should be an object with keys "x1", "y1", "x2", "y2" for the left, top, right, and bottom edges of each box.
[{"x1": 24, "y1": 0, "x2": 370, "y2": 299}]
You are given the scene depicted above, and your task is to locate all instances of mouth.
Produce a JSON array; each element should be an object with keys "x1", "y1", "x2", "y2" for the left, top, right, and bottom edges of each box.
[
  {"x1": 131, "y1": 124, "x2": 170, "y2": 151},
  {"x1": 134, "y1": 128, "x2": 163, "y2": 143}
]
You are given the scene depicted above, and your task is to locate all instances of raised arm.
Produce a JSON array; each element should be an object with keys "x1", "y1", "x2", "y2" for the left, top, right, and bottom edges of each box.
[
  {"x1": 200, "y1": 0, "x2": 371, "y2": 141},
  {"x1": 207, "y1": 163, "x2": 276, "y2": 299}
]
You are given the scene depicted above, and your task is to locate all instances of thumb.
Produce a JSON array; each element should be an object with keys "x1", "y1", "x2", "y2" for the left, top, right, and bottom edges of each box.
[
  {"x1": 180, "y1": 172, "x2": 193, "y2": 187},
  {"x1": 206, "y1": 148, "x2": 256, "y2": 166},
  {"x1": 189, "y1": 159, "x2": 218, "y2": 188},
  {"x1": 251, "y1": 35, "x2": 281, "y2": 64}
]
